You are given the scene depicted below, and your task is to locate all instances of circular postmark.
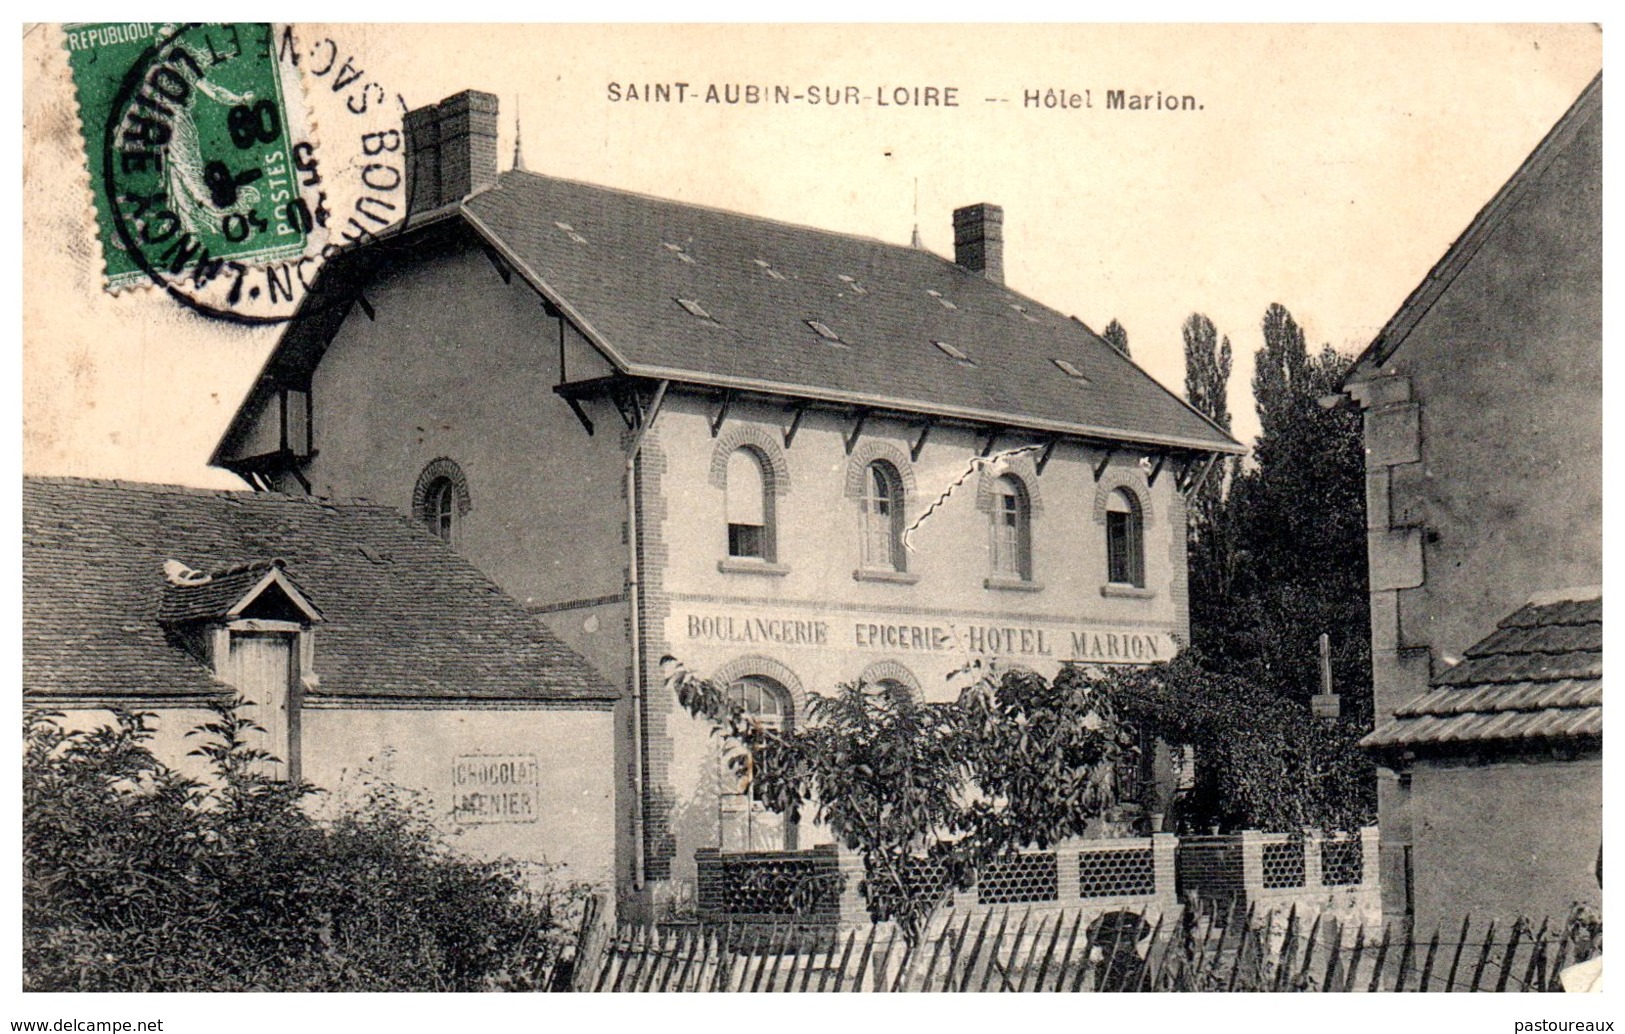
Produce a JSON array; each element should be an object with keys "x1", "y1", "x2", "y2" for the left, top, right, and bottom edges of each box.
[
  {"x1": 90, "y1": 23, "x2": 324, "y2": 323},
  {"x1": 76, "y1": 23, "x2": 409, "y2": 325}
]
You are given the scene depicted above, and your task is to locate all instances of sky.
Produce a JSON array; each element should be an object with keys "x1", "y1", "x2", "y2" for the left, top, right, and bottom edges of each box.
[{"x1": 22, "y1": 23, "x2": 1601, "y2": 489}]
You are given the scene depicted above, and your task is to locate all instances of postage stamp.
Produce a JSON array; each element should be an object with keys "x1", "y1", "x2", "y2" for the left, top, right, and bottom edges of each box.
[{"x1": 64, "y1": 23, "x2": 323, "y2": 320}]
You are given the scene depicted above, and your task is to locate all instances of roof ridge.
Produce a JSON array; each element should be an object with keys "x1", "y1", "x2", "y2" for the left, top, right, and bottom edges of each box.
[
  {"x1": 1524, "y1": 585, "x2": 1602, "y2": 607},
  {"x1": 22, "y1": 475, "x2": 410, "y2": 516},
  {"x1": 496, "y1": 168, "x2": 931, "y2": 259}
]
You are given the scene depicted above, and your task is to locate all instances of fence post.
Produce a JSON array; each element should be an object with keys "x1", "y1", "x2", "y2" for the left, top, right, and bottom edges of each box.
[
  {"x1": 1304, "y1": 828, "x2": 1324, "y2": 892},
  {"x1": 1152, "y1": 833, "x2": 1179, "y2": 911}
]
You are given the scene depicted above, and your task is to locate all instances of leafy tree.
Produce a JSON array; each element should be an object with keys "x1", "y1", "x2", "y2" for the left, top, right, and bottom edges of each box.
[
  {"x1": 670, "y1": 661, "x2": 1127, "y2": 946},
  {"x1": 23, "y1": 701, "x2": 588, "y2": 991},
  {"x1": 1089, "y1": 651, "x2": 1376, "y2": 833},
  {"x1": 1101, "y1": 318, "x2": 1131, "y2": 356}
]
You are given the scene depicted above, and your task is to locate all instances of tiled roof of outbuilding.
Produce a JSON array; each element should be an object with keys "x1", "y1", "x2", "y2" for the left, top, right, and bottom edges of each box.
[
  {"x1": 154, "y1": 560, "x2": 316, "y2": 624},
  {"x1": 1362, "y1": 588, "x2": 1601, "y2": 753},
  {"x1": 23, "y1": 478, "x2": 618, "y2": 704}
]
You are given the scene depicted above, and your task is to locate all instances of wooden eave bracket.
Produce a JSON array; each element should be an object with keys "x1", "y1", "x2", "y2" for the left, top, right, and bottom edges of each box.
[
  {"x1": 979, "y1": 426, "x2": 1001, "y2": 458},
  {"x1": 1092, "y1": 446, "x2": 1118, "y2": 482},
  {"x1": 355, "y1": 293, "x2": 376, "y2": 321},
  {"x1": 1146, "y1": 452, "x2": 1168, "y2": 487},
  {"x1": 1035, "y1": 436, "x2": 1059, "y2": 475},
  {"x1": 709, "y1": 390, "x2": 735, "y2": 438},
  {"x1": 783, "y1": 402, "x2": 809, "y2": 449},
  {"x1": 844, "y1": 407, "x2": 871, "y2": 455},
  {"x1": 563, "y1": 396, "x2": 595, "y2": 436},
  {"x1": 1180, "y1": 453, "x2": 1221, "y2": 494},
  {"x1": 911, "y1": 419, "x2": 935, "y2": 462}
]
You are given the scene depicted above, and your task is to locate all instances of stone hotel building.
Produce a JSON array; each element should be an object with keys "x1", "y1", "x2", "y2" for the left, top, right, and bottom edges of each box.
[{"x1": 212, "y1": 90, "x2": 1243, "y2": 916}]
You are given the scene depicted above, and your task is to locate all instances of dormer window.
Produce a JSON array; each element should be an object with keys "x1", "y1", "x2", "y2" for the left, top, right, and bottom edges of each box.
[{"x1": 159, "y1": 559, "x2": 323, "y2": 782}]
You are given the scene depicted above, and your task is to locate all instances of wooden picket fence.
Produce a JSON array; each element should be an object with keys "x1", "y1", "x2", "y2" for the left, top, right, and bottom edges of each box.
[{"x1": 564, "y1": 900, "x2": 1597, "y2": 992}]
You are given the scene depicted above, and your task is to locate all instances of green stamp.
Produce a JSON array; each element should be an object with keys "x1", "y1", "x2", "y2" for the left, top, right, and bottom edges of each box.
[{"x1": 65, "y1": 23, "x2": 319, "y2": 318}]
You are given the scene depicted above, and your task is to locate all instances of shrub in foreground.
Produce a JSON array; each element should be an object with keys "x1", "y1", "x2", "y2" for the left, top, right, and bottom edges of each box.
[{"x1": 23, "y1": 701, "x2": 587, "y2": 991}]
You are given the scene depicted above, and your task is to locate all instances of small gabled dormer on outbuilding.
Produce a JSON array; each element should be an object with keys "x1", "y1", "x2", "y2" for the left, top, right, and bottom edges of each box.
[{"x1": 157, "y1": 558, "x2": 324, "y2": 780}]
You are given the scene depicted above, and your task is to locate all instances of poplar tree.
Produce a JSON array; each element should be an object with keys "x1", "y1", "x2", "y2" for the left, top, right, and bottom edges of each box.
[
  {"x1": 1101, "y1": 318, "x2": 1130, "y2": 357},
  {"x1": 1181, "y1": 313, "x2": 1237, "y2": 656}
]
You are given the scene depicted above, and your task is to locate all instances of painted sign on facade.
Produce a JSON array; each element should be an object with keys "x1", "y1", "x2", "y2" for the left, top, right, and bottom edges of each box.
[
  {"x1": 680, "y1": 609, "x2": 1174, "y2": 665},
  {"x1": 450, "y1": 754, "x2": 540, "y2": 824}
]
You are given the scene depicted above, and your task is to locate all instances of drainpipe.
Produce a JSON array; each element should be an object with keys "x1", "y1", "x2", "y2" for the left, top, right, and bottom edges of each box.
[{"x1": 625, "y1": 379, "x2": 669, "y2": 892}]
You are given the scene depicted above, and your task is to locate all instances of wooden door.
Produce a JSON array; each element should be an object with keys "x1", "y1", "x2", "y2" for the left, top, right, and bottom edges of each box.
[{"x1": 227, "y1": 632, "x2": 294, "y2": 780}]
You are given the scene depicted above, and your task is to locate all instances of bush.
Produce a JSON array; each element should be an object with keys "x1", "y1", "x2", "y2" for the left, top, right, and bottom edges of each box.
[
  {"x1": 23, "y1": 701, "x2": 589, "y2": 991},
  {"x1": 1086, "y1": 651, "x2": 1376, "y2": 833}
]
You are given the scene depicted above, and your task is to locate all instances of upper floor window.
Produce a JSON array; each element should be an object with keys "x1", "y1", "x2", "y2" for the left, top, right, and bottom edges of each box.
[
  {"x1": 726, "y1": 447, "x2": 774, "y2": 562},
  {"x1": 861, "y1": 460, "x2": 906, "y2": 572},
  {"x1": 990, "y1": 474, "x2": 1033, "y2": 580},
  {"x1": 1106, "y1": 488, "x2": 1145, "y2": 587},
  {"x1": 413, "y1": 458, "x2": 471, "y2": 547}
]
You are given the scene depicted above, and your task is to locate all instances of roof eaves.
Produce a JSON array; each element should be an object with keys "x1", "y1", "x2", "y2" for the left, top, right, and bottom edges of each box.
[
  {"x1": 208, "y1": 207, "x2": 471, "y2": 471},
  {"x1": 611, "y1": 365, "x2": 1248, "y2": 455},
  {"x1": 1071, "y1": 316, "x2": 1246, "y2": 451}
]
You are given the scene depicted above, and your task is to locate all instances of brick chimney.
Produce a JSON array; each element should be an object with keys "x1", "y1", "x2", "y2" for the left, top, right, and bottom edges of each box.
[
  {"x1": 953, "y1": 203, "x2": 1004, "y2": 283},
  {"x1": 404, "y1": 90, "x2": 500, "y2": 216}
]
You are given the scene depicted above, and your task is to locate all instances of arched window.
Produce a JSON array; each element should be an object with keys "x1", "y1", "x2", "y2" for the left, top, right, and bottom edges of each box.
[
  {"x1": 412, "y1": 458, "x2": 471, "y2": 547},
  {"x1": 727, "y1": 675, "x2": 792, "y2": 730},
  {"x1": 861, "y1": 461, "x2": 906, "y2": 572},
  {"x1": 425, "y1": 477, "x2": 457, "y2": 543},
  {"x1": 990, "y1": 474, "x2": 1033, "y2": 580},
  {"x1": 1106, "y1": 488, "x2": 1145, "y2": 587},
  {"x1": 725, "y1": 448, "x2": 774, "y2": 561},
  {"x1": 722, "y1": 675, "x2": 795, "y2": 851}
]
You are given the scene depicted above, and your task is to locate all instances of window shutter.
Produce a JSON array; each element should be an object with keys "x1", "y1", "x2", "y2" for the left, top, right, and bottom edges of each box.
[{"x1": 726, "y1": 449, "x2": 766, "y2": 526}]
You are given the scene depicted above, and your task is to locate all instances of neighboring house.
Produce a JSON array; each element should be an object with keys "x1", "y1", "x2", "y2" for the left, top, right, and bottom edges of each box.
[
  {"x1": 211, "y1": 90, "x2": 1244, "y2": 919},
  {"x1": 1343, "y1": 74, "x2": 1601, "y2": 928},
  {"x1": 23, "y1": 476, "x2": 620, "y2": 892}
]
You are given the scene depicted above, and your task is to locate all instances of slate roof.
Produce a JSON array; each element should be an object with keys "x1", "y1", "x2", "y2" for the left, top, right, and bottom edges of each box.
[
  {"x1": 1362, "y1": 588, "x2": 1601, "y2": 753},
  {"x1": 215, "y1": 169, "x2": 1242, "y2": 465},
  {"x1": 23, "y1": 478, "x2": 618, "y2": 704},
  {"x1": 1348, "y1": 72, "x2": 1600, "y2": 380}
]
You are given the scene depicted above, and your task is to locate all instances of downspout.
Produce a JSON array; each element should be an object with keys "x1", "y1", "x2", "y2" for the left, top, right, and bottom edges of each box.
[{"x1": 626, "y1": 379, "x2": 669, "y2": 891}]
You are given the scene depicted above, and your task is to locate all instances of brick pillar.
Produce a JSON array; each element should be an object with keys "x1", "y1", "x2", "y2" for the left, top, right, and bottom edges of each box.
[
  {"x1": 1151, "y1": 833, "x2": 1178, "y2": 908},
  {"x1": 1304, "y1": 829, "x2": 1325, "y2": 891},
  {"x1": 835, "y1": 846, "x2": 868, "y2": 926},
  {"x1": 1240, "y1": 830, "x2": 1265, "y2": 898}
]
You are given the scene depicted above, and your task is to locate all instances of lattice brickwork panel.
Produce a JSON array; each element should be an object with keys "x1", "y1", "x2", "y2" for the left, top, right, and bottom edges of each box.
[
  {"x1": 977, "y1": 852, "x2": 1059, "y2": 905},
  {"x1": 1078, "y1": 847, "x2": 1156, "y2": 899},
  {"x1": 1260, "y1": 840, "x2": 1306, "y2": 889},
  {"x1": 1320, "y1": 837, "x2": 1364, "y2": 886},
  {"x1": 701, "y1": 855, "x2": 842, "y2": 917}
]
